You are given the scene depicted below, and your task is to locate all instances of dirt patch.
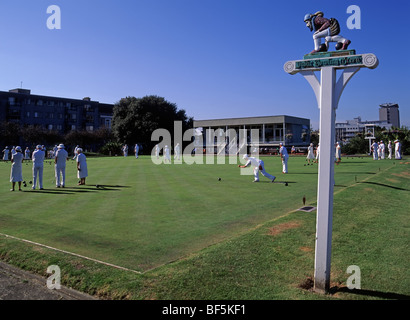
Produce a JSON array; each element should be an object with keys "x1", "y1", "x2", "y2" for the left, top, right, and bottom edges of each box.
[
  {"x1": 392, "y1": 171, "x2": 410, "y2": 179},
  {"x1": 298, "y1": 276, "x2": 345, "y2": 296},
  {"x1": 300, "y1": 246, "x2": 312, "y2": 252},
  {"x1": 298, "y1": 277, "x2": 314, "y2": 290},
  {"x1": 386, "y1": 178, "x2": 400, "y2": 184},
  {"x1": 267, "y1": 221, "x2": 301, "y2": 237}
]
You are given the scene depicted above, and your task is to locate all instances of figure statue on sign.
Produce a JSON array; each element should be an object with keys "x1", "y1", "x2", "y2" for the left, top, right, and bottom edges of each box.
[{"x1": 304, "y1": 11, "x2": 351, "y2": 54}]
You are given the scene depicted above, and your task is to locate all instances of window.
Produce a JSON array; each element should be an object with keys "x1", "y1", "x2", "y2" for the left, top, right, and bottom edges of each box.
[
  {"x1": 34, "y1": 112, "x2": 39, "y2": 118},
  {"x1": 8, "y1": 97, "x2": 15, "y2": 105},
  {"x1": 84, "y1": 104, "x2": 94, "y2": 112}
]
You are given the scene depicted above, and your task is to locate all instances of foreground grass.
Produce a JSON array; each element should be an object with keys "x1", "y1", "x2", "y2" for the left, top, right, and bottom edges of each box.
[{"x1": 0, "y1": 155, "x2": 409, "y2": 300}]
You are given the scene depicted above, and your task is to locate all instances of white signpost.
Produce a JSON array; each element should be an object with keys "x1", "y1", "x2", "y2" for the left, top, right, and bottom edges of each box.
[{"x1": 284, "y1": 51, "x2": 378, "y2": 293}]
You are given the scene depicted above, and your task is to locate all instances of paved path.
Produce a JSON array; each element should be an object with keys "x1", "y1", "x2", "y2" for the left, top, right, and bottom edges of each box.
[{"x1": 0, "y1": 261, "x2": 96, "y2": 300}]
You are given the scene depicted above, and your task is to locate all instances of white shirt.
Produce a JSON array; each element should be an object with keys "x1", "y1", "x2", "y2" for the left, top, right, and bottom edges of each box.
[
  {"x1": 244, "y1": 157, "x2": 261, "y2": 167},
  {"x1": 32, "y1": 149, "x2": 45, "y2": 166},
  {"x1": 55, "y1": 148, "x2": 68, "y2": 166},
  {"x1": 280, "y1": 146, "x2": 288, "y2": 157}
]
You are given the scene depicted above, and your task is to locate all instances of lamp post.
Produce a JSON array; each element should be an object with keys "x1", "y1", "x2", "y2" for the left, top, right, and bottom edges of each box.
[{"x1": 284, "y1": 51, "x2": 378, "y2": 293}]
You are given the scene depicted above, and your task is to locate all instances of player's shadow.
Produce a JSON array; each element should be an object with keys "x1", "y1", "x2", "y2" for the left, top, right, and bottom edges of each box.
[
  {"x1": 26, "y1": 189, "x2": 77, "y2": 195},
  {"x1": 330, "y1": 286, "x2": 410, "y2": 300},
  {"x1": 286, "y1": 172, "x2": 317, "y2": 175},
  {"x1": 26, "y1": 185, "x2": 130, "y2": 194}
]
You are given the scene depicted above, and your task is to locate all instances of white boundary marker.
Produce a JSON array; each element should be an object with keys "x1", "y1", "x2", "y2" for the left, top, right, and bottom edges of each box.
[{"x1": 0, "y1": 232, "x2": 142, "y2": 275}]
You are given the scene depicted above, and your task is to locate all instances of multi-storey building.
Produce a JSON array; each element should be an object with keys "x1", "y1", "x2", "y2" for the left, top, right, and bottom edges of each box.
[
  {"x1": 335, "y1": 103, "x2": 400, "y2": 143},
  {"x1": 0, "y1": 88, "x2": 114, "y2": 133},
  {"x1": 379, "y1": 103, "x2": 400, "y2": 128}
]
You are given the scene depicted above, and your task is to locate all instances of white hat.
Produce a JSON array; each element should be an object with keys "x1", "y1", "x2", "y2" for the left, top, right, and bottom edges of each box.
[
  {"x1": 77, "y1": 148, "x2": 83, "y2": 152},
  {"x1": 58, "y1": 144, "x2": 65, "y2": 149},
  {"x1": 15, "y1": 146, "x2": 22, "y2": 152},
  {"x1": 36, "y1": 145, "x2": 42, "y2": 149},
  {"x1": 243, "y1": 154, "x2": 249, "y2": 159}
]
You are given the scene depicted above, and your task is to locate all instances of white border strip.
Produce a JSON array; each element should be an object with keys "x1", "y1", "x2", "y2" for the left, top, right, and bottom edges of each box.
[{"x1": 0, "y1": 233, "x2": 142, "y2": 274}]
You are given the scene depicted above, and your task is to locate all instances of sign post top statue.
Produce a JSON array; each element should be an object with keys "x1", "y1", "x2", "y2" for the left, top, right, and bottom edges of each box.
[
  {"x1": 283, "y1": 11, "x2": 378, "y2": 294},
  {"x1": 285, "y1": 10, "x2": 378, "y2": 77}
]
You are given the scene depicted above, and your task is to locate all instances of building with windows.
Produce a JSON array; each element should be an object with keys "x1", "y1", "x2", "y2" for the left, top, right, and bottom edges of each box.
[
  {"x1": 0, "y1": 88, "x2": 114, "y2": 133},
  {"x1": 193, "y1": 115, "x2": 310, "y2": 154},
  {"x1": 379, "y1": 103, "x2": 400, "y2": 128},
  {"x1": 335, "y1": 103, "x2": 400, "y2": 143}
]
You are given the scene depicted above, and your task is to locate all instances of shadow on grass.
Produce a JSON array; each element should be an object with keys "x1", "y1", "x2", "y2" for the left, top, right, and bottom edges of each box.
[
  {"x1": 359, "y1": 181, "x2": 410, "y2": 192},
  {"x1": 330, "y1": 286, "x2": 410, "y2": 300},
  {"x1": 286, "y1": 172, "x2": 317, "y2": 175},
  {"x1": 336, "y1": 172, "x2": 377, "y2": 175},
  {"x1": 300, "y1": 278, "x2": 410, "y2": 300},
  {"x1": 25, "y1": 185, "x2": 131, "y2": 195},
  {"x1": 259, "y1": 181, "x2": 296, "y2": 184}
]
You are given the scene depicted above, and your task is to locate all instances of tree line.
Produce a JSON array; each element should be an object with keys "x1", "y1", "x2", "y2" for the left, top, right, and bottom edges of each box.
[{"x1": 341, "y1": 126, "x2": 410, "y2": 155}]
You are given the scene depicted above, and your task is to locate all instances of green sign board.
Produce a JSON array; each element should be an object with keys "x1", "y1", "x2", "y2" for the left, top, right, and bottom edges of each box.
[{"x1": 295, "y1": 55, "x2": 363, "y2": 70}]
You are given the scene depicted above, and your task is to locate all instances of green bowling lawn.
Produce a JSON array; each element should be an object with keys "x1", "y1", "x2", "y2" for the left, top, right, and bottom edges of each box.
[{"x1": 0, "y1": 154, "x2": 409, "y2": 299}]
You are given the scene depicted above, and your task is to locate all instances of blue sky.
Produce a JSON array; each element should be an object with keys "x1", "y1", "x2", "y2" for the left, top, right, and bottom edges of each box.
[{"x1": 0, "y1": 0, "x2": 409, "y2": 129}]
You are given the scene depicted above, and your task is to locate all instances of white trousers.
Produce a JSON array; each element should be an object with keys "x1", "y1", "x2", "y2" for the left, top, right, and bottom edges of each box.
[
  {"x1": 313, "y1": 28, "x2": 347, "y2": 50},
  {"x1": 55, "y1": 165, "x2": 66, "y2": 186},
  {"x1": 33, "y1": 165, "x2": 43, "y2": 189},
  {"x1": 282, "y1": 155, "x2": 289, "y2": 173},
  {"x1": 254, "y1": 161, "x2": 276, "y2": 182}
]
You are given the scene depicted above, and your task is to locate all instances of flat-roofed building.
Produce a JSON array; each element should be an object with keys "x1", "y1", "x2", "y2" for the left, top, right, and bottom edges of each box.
[
  {"x1": 193, "y1": 115, "x2": 310, "y2": 154},
  {"x1": 0, "y1": 88, "x2": 113, "y2": 133},
  {"x1": 379, "y1": 103, "x2": 400, "y2": 128}
]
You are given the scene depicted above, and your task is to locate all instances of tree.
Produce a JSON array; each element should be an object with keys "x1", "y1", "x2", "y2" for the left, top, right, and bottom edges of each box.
[
  {"x1": 341, "y1": 125, "x2": 410, "y2": 155},
  {"x1": 112, "y1": 95, "x2": 193, "y2": 151},
  {"x1": 341, "y1": 133, "x2": 368, "y2": 155},
  {"x1": 381, "y1": 126, "x2": 410, "y2": 155},
  {"x1": 0, "y1": 121, "x2": 21, "y2": 146}
]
